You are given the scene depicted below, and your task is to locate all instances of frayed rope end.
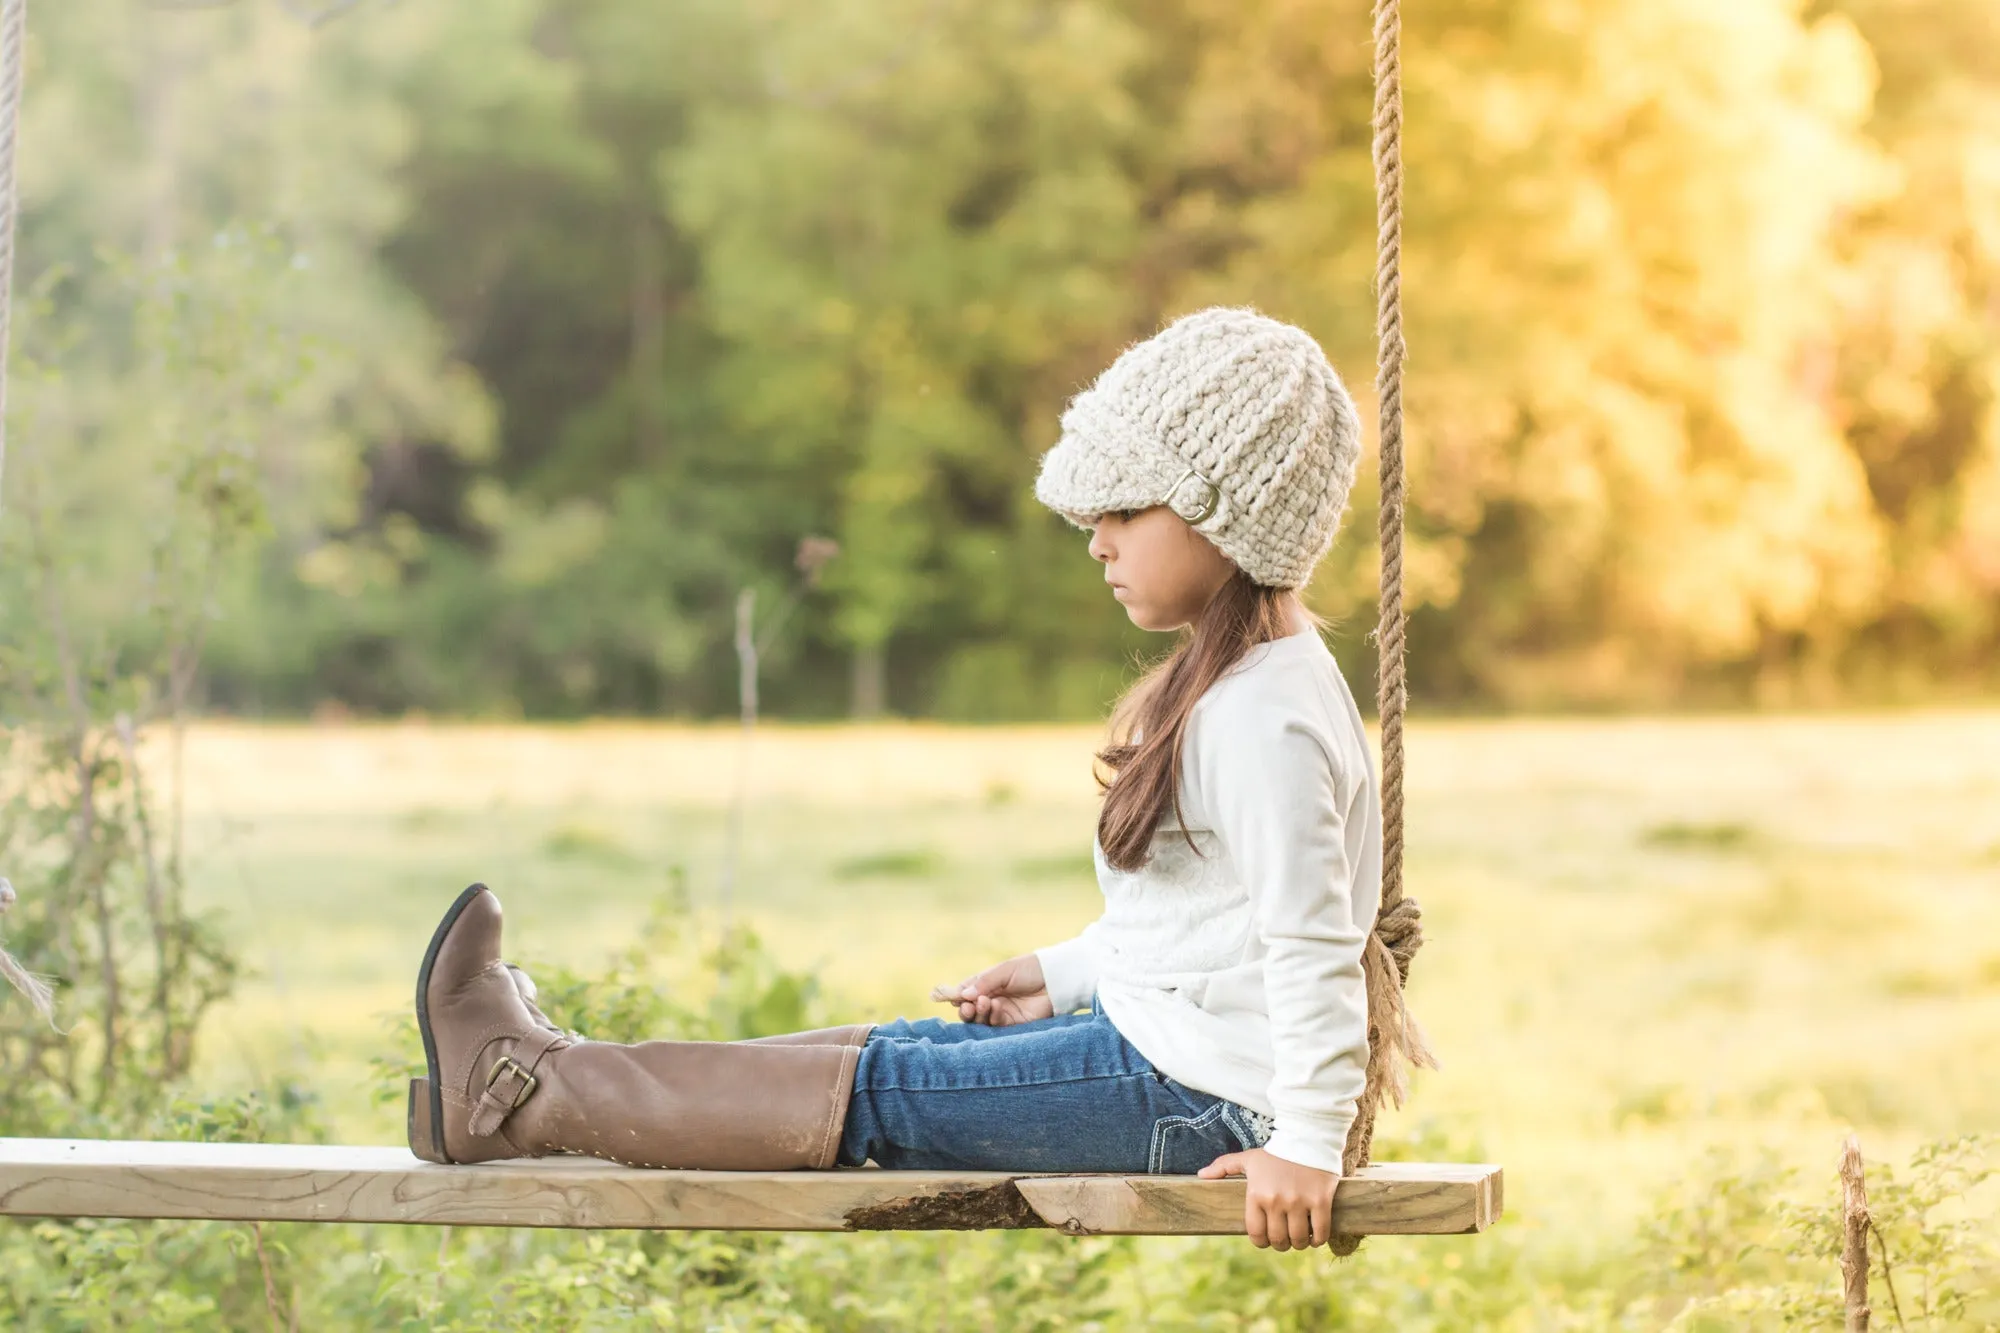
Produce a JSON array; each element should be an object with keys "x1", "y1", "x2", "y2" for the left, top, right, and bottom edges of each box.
[{"x1": 0, "y1": 876, "x2": 61, "y2": 1031}]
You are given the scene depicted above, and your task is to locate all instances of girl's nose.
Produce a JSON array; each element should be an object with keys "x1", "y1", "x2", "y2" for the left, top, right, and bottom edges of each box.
[{"x1": 1088, "y1": 527, "x2": 1112, "y2": 562}]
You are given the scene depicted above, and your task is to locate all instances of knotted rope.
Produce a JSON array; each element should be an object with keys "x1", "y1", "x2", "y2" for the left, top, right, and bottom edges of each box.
[{"x1": 1332, "y1": 0, "x2": 1436, "y2": 1258}]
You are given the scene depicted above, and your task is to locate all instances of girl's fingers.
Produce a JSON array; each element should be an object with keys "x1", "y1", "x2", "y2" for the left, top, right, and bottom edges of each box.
[
  {"x1": 1311, "y1": 1199, "x2": 1333, "y2": 1250},
  {"x1": 1197, "y1": 1154, "x2": 1244, "y2": 1179},
  {"x1": 1243, "y1": 1202, "x2": 1269, "y2": 1249},
  {"x1": 1286, "y1": 1206, "x2": 1313, "y2": 1251}
]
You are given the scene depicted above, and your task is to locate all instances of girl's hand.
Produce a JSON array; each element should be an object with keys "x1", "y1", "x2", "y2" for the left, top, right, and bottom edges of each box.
[
  {"x1": 1198, "y1": 1148, "x2": 1338, "y2": 1251},
  {"x1": 929, "y1": 953, "x2": 1053, "y2": 1026}
]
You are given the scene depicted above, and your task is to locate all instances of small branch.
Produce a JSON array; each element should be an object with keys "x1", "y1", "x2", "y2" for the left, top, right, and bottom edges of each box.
[
  {"x1": 752, "y1": 537, "x2": 838, "y2": 656},
  {"x1": 1841, "y1": 1135, "x2": 1872, "y2": 1333},
  {"x1": 115, "y1": 714, "x2": 177, "y2": 1074},
  {"x1": 719, "y1": 587, "x2": 758, "y2": 943},
  {"x1": 85, "y1": 755, "x2": 122, "y2": 1104},
  {"x1": 1867, "y1": 1219, "x2": 1909, "y2": 1333},
  {"x1": 429, "y1": 1226, "x2": 453, "y2": 1318},
  {"x1": 718, "y1": 537, "x2": 838, "y2": 946},
  {"x1": 251, "y1": 1222, "x2": 283, "y2": 1333},
  {"x1": 21, "y1": 465, "x2": 125, "y2": 1089}
]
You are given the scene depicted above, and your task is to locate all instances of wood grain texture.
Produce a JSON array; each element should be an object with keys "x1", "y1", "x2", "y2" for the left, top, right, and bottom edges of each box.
[
  {"x1": 1019, "y1": 1161, "x2": 1503, "y2": 1235},
  {"x1": 0, "y1": 1139, "x2": 1502, "y2": 1235}
]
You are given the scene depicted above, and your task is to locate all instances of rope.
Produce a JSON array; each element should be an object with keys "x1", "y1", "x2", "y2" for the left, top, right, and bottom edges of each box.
[
  {"x1": 1371, "y1": 0, "x2": 1406, "y2": 926},
  {"x1": 0, "y1": 0, "x2": 22, "y2": 498},
  {"x1": 1333, "y1": 0, "x2": 1435, "y2": 1256}
]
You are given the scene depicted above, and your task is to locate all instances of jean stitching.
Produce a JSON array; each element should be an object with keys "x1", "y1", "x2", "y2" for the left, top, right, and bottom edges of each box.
[
  {"x1": 1147, "y1": 1100, "x2": 1227, "y2": 1175},
  {"x1": 1218, "y1": 1103, "x2": 1264, "y2": 1152},
  {"x1": 861, "y1": 1067, "x2": 1158, "y2": 1095}
]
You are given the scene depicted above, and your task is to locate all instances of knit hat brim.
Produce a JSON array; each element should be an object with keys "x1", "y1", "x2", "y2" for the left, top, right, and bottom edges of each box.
[
  {"x1": 1032, "y1": 401, "x2": 1219, "y2": 531},
  {"x1": 1031, "y1": 306, "x2": 1360, "y2": 590}
]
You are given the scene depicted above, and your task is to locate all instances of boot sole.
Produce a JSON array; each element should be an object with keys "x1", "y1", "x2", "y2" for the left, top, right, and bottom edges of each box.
[{"x1": 412, "y1": 882, "x2": 491, "y2": 1165}]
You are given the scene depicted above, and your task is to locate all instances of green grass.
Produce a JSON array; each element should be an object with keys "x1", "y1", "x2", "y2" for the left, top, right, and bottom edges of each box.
[
  {"x1": 830, "y1": 847, "x2": 947, "y2": 879},
  {"x1": 177, "y1": 712, "x2": 2000, "y2": 1261},
  {"x1": 1638, "y1": 819, "x2": 1761, "y2": 851}
]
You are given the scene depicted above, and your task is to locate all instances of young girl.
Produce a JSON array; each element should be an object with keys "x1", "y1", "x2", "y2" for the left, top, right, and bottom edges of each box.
[{"x1": 410, "y1": 307, "x2": 1376, "y2": 1253}]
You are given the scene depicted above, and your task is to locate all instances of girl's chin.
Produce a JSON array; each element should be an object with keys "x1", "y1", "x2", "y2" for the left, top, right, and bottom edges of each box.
[{"x1": 1115, "y1": 588, "x2": 1174, "y2": 630}]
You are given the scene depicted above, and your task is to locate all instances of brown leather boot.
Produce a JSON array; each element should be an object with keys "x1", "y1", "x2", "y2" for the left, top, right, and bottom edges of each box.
[
  {"x1": 410, "y1": 884, "x2": 870, "y2": 1169},
  {"x1": 503, "y1": 963, "x2": 565, "y2": 1033}
]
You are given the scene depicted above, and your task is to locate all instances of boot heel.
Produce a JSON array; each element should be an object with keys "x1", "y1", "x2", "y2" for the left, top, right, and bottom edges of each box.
[{"x1": 408, "y1": 1078, "x2": 446, "y2": 1163}]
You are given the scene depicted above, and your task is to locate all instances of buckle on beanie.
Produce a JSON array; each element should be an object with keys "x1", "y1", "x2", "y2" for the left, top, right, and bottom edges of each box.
[{"x1": 1166, "y1": 467, "x2": 1221, "y2": 524}]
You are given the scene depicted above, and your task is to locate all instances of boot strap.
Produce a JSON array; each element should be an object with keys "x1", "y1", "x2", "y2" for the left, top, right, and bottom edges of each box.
[{"x1": 468, "y1": 1025, "x2": 565, "y2": 1138}]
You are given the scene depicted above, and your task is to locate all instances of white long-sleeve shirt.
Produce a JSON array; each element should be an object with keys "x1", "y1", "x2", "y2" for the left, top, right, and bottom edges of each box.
[{"x1": 1034, "y1": 624, "x2": 1381, "y2": 1174}]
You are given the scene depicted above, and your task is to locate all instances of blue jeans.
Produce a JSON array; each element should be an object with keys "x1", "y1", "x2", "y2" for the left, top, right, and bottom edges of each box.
[{"x1": 836, "y1": 998, "x2": 1266, "y2": 1173}]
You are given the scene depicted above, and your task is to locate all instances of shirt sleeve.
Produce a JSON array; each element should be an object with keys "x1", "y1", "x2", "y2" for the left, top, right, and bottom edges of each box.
[
  {"x1": 1033, "y1": 928, "x2": 1103, "y2": 1015},
  {"x1": 1191, "y1": 698, "x2": 1369, "y2": 1176}
]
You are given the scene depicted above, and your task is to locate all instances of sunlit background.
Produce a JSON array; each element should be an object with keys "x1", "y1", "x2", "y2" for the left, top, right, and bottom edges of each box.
[{"x1": 1, "y1": 0, "x2": 1996, "y2": 1326}]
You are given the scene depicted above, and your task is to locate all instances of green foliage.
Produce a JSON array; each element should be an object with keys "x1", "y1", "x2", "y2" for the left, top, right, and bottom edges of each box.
[
  {"x1": 6, "y1": 874, "x2": 1998, "y2": 1326},
  {"x1": 529, "y1": 885, "x2": 830, "y2": 1042},
  {"x1": 10, "y1": 0, "x2": 1990, "y2": 718},
  {"x1": 0, "y1": 237, "x2": 320, "y2": 1132},
  {"x1": 1637, "y1": 1136, "x2": 2000, "y2": 1330}
]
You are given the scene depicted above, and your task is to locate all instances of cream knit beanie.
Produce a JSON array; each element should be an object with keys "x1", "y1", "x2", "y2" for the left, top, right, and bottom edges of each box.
[{"x1": 1033, "y1": 306, "x2": 1362, "y2": 589}]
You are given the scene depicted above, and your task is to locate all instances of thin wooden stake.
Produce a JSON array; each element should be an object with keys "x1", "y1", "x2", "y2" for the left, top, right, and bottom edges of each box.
[
  {"x1": 1841, "y1": 1135, "x2": 1871, "y2": 1333},
  {"x1": 719, "y1": 586, "x2": 759, "y2": 944}
]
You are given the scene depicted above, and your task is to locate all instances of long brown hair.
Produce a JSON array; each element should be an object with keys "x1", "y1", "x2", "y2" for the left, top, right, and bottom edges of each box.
[{"x1": 1094, "y1": 568, "x2": 1329, "y2": 871}]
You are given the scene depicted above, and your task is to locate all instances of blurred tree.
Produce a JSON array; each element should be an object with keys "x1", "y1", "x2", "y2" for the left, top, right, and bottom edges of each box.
[
  {"x1": 668, "y1": 0, "x2": 1154, "y2": 716},
  {"x1": 1822, "y1": 0, "x2": 2000, "y2": 694},
  {"x1": 1193, "y1": 0, "x2": 1893, "y2": 704},
  {"x1": 7, "y1": 0, "x2": 1994, "y2": 718}
]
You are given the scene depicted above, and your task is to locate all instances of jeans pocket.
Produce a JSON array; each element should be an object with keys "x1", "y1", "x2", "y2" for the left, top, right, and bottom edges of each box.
[{"x1": 1147, "y1": 1101, "x2": 1241, "y2": 1176}]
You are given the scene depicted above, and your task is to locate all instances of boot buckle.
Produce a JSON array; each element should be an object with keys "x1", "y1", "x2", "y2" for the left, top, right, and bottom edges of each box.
[{"x1": 484, "y1": 1054, "x2": 539, "y2": 1109}]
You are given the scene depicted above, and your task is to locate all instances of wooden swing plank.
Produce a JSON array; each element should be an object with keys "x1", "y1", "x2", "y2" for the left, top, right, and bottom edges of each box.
[
  {"x1": 0, "y1": 1139, "x2": 1501, "y2": 1235},
  {"x1": 1014, "y1": 1160, "x2": 1503, "y2": 1236}
]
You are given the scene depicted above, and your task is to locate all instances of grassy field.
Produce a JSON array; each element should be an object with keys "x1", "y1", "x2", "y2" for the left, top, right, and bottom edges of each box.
[{"x1": 168, "y1": 712, "x2": 2000, "y2": 1262}]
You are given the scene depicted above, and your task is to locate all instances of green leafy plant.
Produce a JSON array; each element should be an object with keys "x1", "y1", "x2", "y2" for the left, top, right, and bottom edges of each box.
[{"x1": 0, "y1": 239, "x2": 311, "y2": 1133}]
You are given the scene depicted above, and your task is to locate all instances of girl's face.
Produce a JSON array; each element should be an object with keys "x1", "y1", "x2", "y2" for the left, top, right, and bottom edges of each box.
[{"x1": 1087, "y1": 505, "x2": 1238, "y2": 631}]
